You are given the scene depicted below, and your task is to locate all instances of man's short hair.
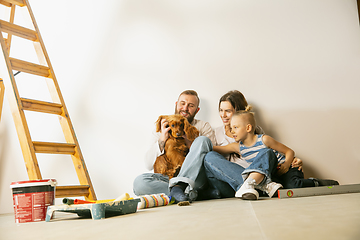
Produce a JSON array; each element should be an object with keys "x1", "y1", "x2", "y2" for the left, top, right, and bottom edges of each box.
[{"x1": 178, "y1": 90, "x2": 200, "y2": 107}]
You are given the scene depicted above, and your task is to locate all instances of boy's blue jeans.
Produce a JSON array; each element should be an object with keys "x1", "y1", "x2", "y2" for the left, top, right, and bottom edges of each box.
[
  {"x1": 133, "y1": 136, "x2": 212, "y2": 196},
  {"x1": 241, "y1": 148, "x2": 279, "y2": 186},
  {"x1": 204, "y1": 149, "x2": 279, "y2": 195}
]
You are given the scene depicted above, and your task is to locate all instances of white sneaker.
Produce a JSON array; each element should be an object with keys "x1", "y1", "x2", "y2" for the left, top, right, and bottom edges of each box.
[
  {"x1": 257, "y1": 181, "x2": 283, "y2": 198},
  {"x1": 235, "y1": 178, "x2": 259, "y2": 200}
]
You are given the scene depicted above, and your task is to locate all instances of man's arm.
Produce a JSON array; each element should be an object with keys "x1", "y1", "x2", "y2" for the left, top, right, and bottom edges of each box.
[
  {"x1": 144, "y1": 118, "x2": 171, "y2": 171},
  {"x1": 144, "y1": 129, "x2": 162, "y2": 171},
  {"x1": 158, "y1": 118, "x2": 170, "y2": 151}
]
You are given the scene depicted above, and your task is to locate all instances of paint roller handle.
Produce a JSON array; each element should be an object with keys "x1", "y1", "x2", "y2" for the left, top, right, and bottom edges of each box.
[
  {"x1": 63, "y1": 198, "x2": 74, "y2": 205},
  {"x1": 74, "y1": 199, "x2": 95, "y2": 204},
  {"x1": 62, "y1": 198, "x2": 95, "y2": 205}
]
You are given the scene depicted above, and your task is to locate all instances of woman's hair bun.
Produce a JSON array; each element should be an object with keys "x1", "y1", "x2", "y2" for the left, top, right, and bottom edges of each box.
[{"x1": 245, "y1": 105, "x2": 252, "y2": 112}]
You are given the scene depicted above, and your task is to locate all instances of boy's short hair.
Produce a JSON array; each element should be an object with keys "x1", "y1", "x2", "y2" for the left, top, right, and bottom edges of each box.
[{"x1": 233, "y1": 106, "x2": 256, "y2": 133}]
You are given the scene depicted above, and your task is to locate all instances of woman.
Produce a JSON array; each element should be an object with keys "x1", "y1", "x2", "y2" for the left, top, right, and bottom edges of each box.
[
  {"x1": 204, "y1": 90, "x2": 268, "y2": 198},
  {"x1": 214, "y1": 91, "x2": 264, "y2": 168}
]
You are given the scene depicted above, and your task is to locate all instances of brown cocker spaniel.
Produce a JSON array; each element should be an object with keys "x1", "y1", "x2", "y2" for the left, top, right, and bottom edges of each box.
[{"x1": 153, "y1": 114, "x2": 199, "y2": 179}]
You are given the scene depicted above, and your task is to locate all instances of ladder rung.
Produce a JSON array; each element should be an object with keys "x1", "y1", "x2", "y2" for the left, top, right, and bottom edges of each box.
[
  {"x1": 55, "y1": 185, "x2": 90, "y2": 198},
  {"x1": 21, "y1": 98, "x2": 63, "y2": 115},
  {"x1": 0, "y1": 0, "x2": 11, "y2": 7},
  {"x1": 33, "y1": 141, "x2": 76, "y2": 154},
  {"x1": 10, "y1": 57, "x2": 50, "y2": 77},
  {"x1": 0, "y1": 20, "x2": 37, "y2": 41},
  {"x1": 0, "y1": 0, "x2": 24, "y2": 7}
]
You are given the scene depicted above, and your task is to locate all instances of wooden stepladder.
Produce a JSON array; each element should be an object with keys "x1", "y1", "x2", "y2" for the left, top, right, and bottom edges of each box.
[{"x1": 0, "y1": 0, "x2": 96, "y2": 201}]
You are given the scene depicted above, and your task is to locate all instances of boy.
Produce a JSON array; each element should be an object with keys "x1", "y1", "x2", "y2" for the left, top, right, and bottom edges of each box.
[{"x1": 213, "y1": 107, "x2": 291, "y2": 200}]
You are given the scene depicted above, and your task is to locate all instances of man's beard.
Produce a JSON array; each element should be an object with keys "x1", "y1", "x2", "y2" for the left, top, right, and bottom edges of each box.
[{"x1": 175, "y1": 108, "x2": 195, "y2": 124}]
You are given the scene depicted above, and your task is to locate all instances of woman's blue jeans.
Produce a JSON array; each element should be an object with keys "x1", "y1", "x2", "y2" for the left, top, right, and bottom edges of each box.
[
  {"x1": 204, "y1": 151, "x2": 244, "y2": 197},
  {"x1": 272, "y1": 167, "x2": 315, "y2": 188}
]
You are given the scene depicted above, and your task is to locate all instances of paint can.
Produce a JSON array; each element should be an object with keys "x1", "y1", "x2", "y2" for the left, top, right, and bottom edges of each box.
[{"x1": 10, "y1": 179, "x2": 57, "y2": 223}]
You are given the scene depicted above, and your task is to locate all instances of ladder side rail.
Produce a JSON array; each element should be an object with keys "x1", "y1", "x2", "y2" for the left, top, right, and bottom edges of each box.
[
  {"x1": 5, "y1": 4, "x2": 16, "y2": 54},
  {"x1": 24, "y1": 0, "x2": 96, "y2": 200},
  {"x1": 0, "y1": 33, "x2": 42, "y2": 179},
  {"x1": 0, "y1": 79, "x2": 4, "y2": 121}
]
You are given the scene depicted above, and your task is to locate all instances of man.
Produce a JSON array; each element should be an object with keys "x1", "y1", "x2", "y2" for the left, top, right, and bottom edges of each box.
[{"x1": 133, "y1": 90, "x2": 216, "y2": 202}]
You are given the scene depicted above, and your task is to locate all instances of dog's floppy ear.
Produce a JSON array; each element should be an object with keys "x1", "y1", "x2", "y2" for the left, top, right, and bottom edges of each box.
[
  {"x1": 155, "y1": 115, "x2": 167, "y2": 132},
  {"x1": 184, "y1": 119, "x2": 199, "y2": 141}
]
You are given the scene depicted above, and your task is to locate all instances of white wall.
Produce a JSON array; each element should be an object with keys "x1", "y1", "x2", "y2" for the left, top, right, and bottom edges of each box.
[{"x1": 1, "y1": 0, "x2": 360, "y2": 214}]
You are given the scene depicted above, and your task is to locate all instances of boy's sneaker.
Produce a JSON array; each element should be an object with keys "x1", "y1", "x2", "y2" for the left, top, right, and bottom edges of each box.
[
  {"x1": 256, "y1": 182, "x2": 283, "y2": 198},
  {"x1": 235, "y1": 178, "x2": 259, "y2": 200}
]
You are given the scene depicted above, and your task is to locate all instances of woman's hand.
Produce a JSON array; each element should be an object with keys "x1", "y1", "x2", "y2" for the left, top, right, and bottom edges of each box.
[
  {"x1": 277, "y1": 161, "x2": 291, "y2": 175},
  {"x1": 291, "y1": 157, "x2": 303, "y2": 171}
]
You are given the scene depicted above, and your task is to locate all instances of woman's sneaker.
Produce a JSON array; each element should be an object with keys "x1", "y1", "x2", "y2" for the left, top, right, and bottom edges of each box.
[
  {"x1": 235, "y1": 178, "x2": 259, "y2": 200},
  {"x1": 309, "y1": 178, "x2": 339, "y2": 187},
  {"x1": 256, "y1": 181, "x2": 283, "y2": 198}
]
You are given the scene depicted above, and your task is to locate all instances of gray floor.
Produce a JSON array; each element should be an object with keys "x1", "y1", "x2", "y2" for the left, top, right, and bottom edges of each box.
[{"x1": 1, "y1": 193, "x2": 359, "y2": 240}]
